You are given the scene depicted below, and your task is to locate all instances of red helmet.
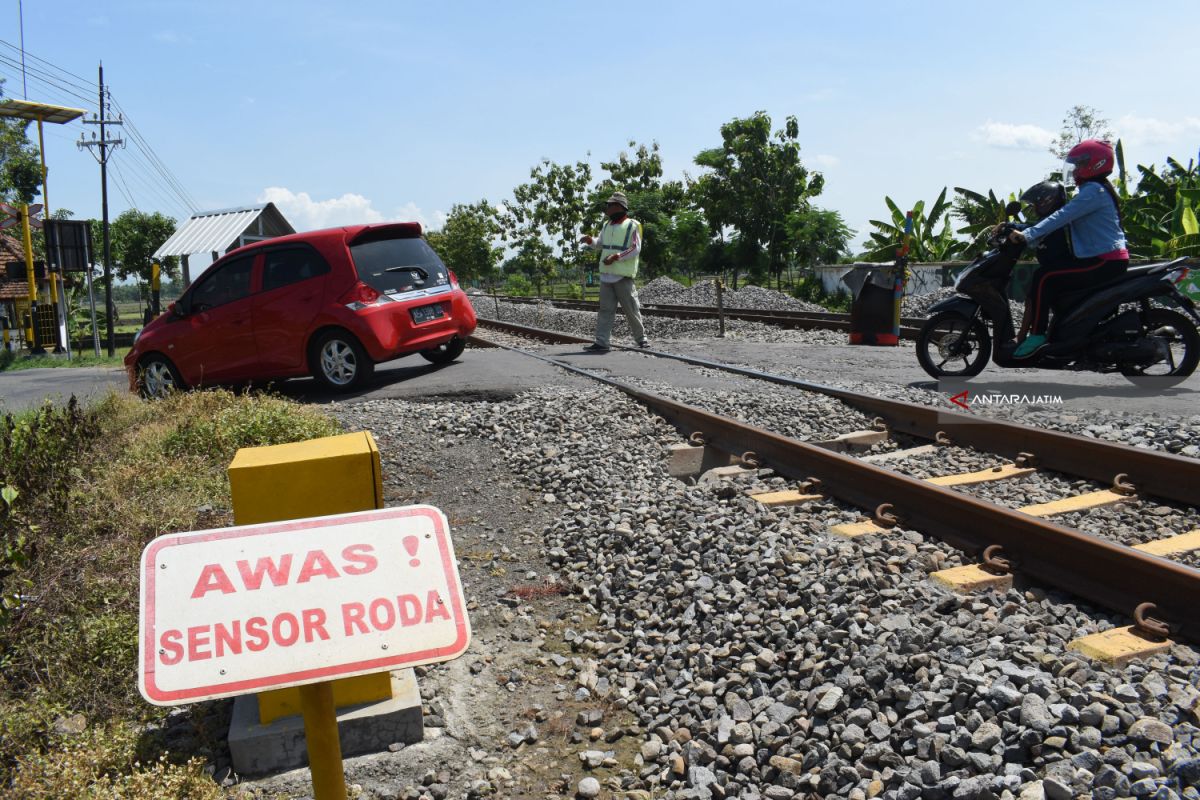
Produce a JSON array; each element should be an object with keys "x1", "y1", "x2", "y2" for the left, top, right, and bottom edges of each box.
[{"x1": 1062, "y1": 139, "x2": 1115, "y2": 185}]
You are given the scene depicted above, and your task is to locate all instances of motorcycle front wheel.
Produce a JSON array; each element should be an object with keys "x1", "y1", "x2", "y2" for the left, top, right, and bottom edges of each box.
[
  {"x1": 1120, "y1": 307, "x2": 1200, "y2": 387},
  {"x1": 916, "y1": 311, "x2": 992, "y2": 379}
]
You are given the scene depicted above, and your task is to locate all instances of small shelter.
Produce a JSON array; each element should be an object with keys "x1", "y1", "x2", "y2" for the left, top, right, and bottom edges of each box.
[{"x1": 153, "y1": 203, "x2": 295, "y2": 286}]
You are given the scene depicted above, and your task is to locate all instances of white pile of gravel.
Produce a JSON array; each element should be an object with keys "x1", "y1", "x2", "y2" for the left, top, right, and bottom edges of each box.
[
  {"x1": 471, "y1": 297, "x2": 853, "y2": 346},
  {"x1": 639, "y1": 277, "x2": 827, "y2": 314}
]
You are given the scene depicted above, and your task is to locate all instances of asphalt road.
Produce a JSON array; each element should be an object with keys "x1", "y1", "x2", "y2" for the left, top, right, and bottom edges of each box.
[{"x1": 1, "y1": 340, "x2": 1197, "y2": 417}]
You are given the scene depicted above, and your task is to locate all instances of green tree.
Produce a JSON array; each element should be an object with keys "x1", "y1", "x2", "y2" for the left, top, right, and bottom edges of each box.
[
  {"x1": 1050, "y1": 105, "x2": 1113, "y2": 159},
  {"x1": 428, "y1": 200, "x2": 502, "y2": 285},
  {"x1": 0, "y1": 81, "x2": 42, "y2": 207},
  {"x1": 504, "y1": 158, "x2": 592, "y2": 293},
  {"x1": 590, "y1": 141, "x2": 687, "y2": 278},
  {"x1": 503, "y1": 239, "x2": 555, "y2": 295},
  {"x1": 110, "y1": 209, "x2": 179, "y2": 283},
  {"x1": 692, "y1": 111, "x2": 825, "y2": 287},
  {"x1": 786, "y1": 207, "x2": 853, "y2": 267}
]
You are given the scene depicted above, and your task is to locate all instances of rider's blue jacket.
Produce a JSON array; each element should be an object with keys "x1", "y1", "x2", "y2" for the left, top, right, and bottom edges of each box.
[{"x1": 1021, "y1": 180, "x2": 1127, "y2": 259}]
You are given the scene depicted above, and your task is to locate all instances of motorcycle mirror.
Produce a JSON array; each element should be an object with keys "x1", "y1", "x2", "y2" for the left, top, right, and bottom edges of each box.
[{"x1": 1004, "y1": 201, "x2": 1022, "y2": 219}]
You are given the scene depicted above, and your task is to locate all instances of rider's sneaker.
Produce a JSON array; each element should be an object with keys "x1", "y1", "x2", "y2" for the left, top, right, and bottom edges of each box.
[
  {"x1": 584, "y1": 343, "x2": 610, "y2": 353},
  {"x1": 1013, "y1": 334, "x2": 1048, "y2": 359}
]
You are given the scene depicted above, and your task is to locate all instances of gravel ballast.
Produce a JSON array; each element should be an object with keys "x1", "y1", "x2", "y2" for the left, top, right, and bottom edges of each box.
[{"x1": 308, "y1": 383, "x2": 1200, "y2": 800}]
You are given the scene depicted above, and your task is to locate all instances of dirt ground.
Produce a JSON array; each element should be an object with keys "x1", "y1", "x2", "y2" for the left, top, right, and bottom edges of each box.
[{"x1": 233, "y1": 400, "x2": 639, "y2": 799}]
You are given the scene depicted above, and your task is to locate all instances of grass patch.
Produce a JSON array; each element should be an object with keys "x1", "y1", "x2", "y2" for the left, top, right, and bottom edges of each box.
[
  {"x1": 0, "y1": 351, "x2": 130, "y2": 372},
  {"x1": 0, "y1": 389, "x2": 342, "y2": 796}
]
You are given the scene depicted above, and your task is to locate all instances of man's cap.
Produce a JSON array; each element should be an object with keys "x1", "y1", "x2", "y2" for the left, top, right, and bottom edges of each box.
[{"x1": 606, "y1": 191, "x2": 629, "y2": 210}]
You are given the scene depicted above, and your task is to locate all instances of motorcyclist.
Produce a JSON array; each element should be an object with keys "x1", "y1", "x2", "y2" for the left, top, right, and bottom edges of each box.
[{"x1": 1007, "y1": 139, "x2": 1129, "y2": 358}]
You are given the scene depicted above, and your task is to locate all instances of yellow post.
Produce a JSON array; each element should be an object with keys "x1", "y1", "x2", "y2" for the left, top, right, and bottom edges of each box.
[
  {"x1": 37, "y1": 117, "x2": 59, "y2": 309},
  {"x1": 227, "y1": 431, "x2": 387, "y2": 799},
  {"x1": 21, "y1": 204, "x2": 40, "y2": 353},
  {"x1": 299, "y1": 683, "x2": 347, "y2": 800}
]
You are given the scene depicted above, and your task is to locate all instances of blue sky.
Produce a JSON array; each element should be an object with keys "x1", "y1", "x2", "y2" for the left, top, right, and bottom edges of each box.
[{"x1": 3, "y1": 0, "x2": 1198, "y2": 253}]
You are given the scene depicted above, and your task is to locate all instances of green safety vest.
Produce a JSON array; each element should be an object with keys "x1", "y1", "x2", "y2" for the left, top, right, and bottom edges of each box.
[{"x1": 598, "y1": 218, "x2": 640, "y2": 279}]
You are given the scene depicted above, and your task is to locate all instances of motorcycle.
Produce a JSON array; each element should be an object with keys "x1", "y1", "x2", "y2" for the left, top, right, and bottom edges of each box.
[{"x1": 916, "y1": 202, "x2": 1200, "y2": 386}]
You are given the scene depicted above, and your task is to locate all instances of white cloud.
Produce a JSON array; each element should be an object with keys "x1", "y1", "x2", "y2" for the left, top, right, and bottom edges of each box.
[
  {"x1": 812, "y1": 154, "x2": 840, "y2": 170},
  {"x1": 974, "y1": 121, "x2": 1055, "y2": 151},
  {"x1": 258, "y1": 187, "x2": 385, "y2": 231},
  {"x1": 256, "y1": 188, "x2": 446, "y2": 233},
  {"x1": 1115, "y1": 114, "x2": 1200, "y2": 147}
]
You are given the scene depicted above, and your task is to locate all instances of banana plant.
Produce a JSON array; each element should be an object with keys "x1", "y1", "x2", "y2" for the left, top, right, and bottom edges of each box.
[
  {"x1": 1122, "y1": 154, "x2": 1200, "y2": 260},
  {"x1": 952, "y1": 186, "x2": 1026, "y2": 257},
  {"x1": 863, "y1": 188, "x2": 963, "y2": 262}
]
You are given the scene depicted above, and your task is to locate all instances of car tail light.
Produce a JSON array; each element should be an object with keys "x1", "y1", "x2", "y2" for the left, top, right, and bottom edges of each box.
[
  {"x1": 449, "y1": 271, "x2": 460, "y2": 290},
  {"x1": 340, "y1": 281, "x2": 383, "y2": 310}
]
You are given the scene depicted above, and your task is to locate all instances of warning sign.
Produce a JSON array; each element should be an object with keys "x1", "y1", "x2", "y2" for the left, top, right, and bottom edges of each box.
[{"x1": 138, "y1": 505, "x2": 470, "y2": 705}]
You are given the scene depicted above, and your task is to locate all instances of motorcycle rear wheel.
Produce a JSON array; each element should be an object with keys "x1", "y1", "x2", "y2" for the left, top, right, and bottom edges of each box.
[
  {"x1": 916, "y1": 311, "x2": 992, "y2": 379},
  {"x1": 1120, "y1": 307, "x2": 1200, "y2": 387}
]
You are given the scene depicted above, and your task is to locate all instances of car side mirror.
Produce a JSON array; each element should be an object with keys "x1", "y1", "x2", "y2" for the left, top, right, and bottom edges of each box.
[{"x1": 170, "y1": 301, "x2": 186, "y2": 318}]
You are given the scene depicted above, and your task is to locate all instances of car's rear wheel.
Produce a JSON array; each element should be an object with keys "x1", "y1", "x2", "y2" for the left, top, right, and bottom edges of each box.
[
  {"x1": 419, "y1": 336, "x2": 466, "y2": 365},
  {"x1": 138, "y1": 354, "x2": 185, "y2": 399},
  {"x1": 310, "y1": 329, "x2": 374, "y2": 391}
]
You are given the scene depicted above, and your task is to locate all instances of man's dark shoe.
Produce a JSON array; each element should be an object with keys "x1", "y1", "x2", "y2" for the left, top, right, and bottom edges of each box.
[
  {"x1": 637, "y1": 340, "x2": 650, "y2": 348},
  {"x1": 584, "y1": 343, "x2": 610, "y2": 352}
]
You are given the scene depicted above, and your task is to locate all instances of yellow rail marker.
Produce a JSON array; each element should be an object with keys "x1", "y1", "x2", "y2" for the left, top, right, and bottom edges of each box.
[
  {"x1": 750, "y1": 490, "x2": 824, "y2": 507},
  {"x1": 930, "y1": 564, "x2": 1013, "y2": 593},
  {"x1": 926, "y1": 464, "x2": 1036, "y2": 487},
  {"x1": 1018, "y1": 489, "x2": 1129, "y2": 517},
  {"x1": 830, "y1": 520, "x2": 889, "y2": 538},
  {"x1": 1067, "y1": 626, "x2": 1171, "y2": 667},
  {"x1": 1132, "y1": 529, "x2": 1200, "y2": 557}
]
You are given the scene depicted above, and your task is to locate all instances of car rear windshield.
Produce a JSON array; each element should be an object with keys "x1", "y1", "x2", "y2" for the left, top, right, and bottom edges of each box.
[{"x1": 349, "y1": 235, "x2": 451, "y2": 295}]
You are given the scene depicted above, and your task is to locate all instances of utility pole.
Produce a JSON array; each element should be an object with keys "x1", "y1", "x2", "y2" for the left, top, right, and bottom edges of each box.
[{"x1": 77, "y1": 63, "x2": 123, "y2": 356}]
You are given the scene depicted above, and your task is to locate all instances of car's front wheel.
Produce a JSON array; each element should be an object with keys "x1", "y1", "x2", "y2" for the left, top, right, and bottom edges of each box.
[
  {"x1": 419, "y1": 336, "x2": 466, "y2": 365},
  {"x1": 138, "y1": 354, "x2": 185, "y2": 399},
  {"x1": 310, "y1": 329, "x2": 374, "y2": 391}
]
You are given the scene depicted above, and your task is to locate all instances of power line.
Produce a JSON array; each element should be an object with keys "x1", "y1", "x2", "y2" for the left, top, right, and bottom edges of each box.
[
  {"x1": 0, "y1": 52, "x2": 95, "y2": 107},
  {"x1": 0, "y1": 38, "x2": 97, "y2": 94},
  {"x1": 0, "y1": 42, "x2": 199, "y2": 216}
]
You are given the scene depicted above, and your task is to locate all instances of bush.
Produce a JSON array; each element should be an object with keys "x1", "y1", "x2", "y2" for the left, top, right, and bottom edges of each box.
[
  {"x1": 0, "y1": 389, "x2": 342, "y2": 794},
  {"x1": 503, "y1": 274, "x2": 534, "y2": 296},
  {"x1": 792, "y1": 274, "x2": 852, "y2": 312}
]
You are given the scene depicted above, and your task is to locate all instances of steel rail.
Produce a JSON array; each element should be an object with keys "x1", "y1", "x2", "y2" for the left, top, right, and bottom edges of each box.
[
  {"x1": 471, "y1": 332, "x2": 1200, "y2": 644},
  {"x1": 474, "y1": 317, "x2": 1200, "y2": 508}
]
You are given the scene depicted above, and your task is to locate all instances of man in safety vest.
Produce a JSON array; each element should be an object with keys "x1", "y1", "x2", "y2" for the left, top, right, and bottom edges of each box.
[{"x1": 579, "y1": 191, "x2": 648, "y2": 352}]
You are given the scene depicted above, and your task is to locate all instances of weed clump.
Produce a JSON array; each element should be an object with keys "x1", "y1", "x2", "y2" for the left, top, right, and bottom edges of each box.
[{"x1": 0, "y1": 389, "x2": 342, "y2": 795}]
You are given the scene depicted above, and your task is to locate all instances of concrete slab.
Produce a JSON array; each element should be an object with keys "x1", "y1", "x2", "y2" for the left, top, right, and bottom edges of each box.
[
  {"x1": 1132, "y1": 529, "x2": 1200, "y2": 556},
  {"x1": 1018, "y1": 489, "x2": 1129, "y2": 517},
  {"x1": 926, "y1": 463, "x2": 1036, "y2": 487},
  {"x1": 228, "y1": 669, "x2": 423, "y2": 776},
  {"x1": 750, "y1": 489, "x2": 824, "y2": 507},
  {"x1": 665, "y1": 443, "x2": 705, "y2": 478},
  {"x1": 930, "y1": 564, "x2": 1013, "y2": 593},
  {"x1": 1067, "y1": 626, "x2": 1171, "y2": 667},
  {"x1": 830, "y1": 520, "x2": 889, "y2": 538},
  {"x1": 860, "y1": 445, "x2": 938, "y2": 464},
  {"x1": 815, "y1": 429, "x2": 890, "y2": 453}
]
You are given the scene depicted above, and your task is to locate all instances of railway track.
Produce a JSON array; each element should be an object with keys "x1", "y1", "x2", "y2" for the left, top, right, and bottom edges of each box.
[
  {"x1": 476, "y1": 293, "x2": 925, "y2": 340},
  {"x1": 469, "y1": 317, "x2": 1200, "y2": 650}
]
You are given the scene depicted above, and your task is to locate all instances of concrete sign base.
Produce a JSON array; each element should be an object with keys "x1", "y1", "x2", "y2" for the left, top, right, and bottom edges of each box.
[{"x1": 229, "y1": 669, "x2": 423, "y2": 775}]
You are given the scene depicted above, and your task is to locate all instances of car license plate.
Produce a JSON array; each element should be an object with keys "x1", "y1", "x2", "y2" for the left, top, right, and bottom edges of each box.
[{"x1": 410, "y1": 303, "x2": 445, "y2": 324}]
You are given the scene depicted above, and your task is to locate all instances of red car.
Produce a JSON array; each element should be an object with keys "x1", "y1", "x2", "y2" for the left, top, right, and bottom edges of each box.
[{"x1": 125, "y1": 222, "x2": 477, "y2": 397}]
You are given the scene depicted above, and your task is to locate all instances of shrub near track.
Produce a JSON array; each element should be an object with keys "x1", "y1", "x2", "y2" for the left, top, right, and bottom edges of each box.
[{"x1": 0, "y1": 389, "x2": 341, "y2": 798}]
